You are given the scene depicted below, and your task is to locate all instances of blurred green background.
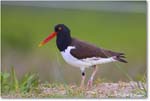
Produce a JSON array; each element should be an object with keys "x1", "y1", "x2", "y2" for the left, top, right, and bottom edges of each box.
[{"x1": 1, "y1": 1, "x2": 146, "y2": 84}]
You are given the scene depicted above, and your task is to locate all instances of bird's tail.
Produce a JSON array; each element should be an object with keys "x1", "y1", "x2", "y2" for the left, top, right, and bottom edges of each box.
[{"x1": 114, "y1": 53, "x2": 128, "y2": 63}]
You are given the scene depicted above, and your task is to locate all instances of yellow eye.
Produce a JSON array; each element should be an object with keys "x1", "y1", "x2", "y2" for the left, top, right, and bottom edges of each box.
[{"x1": 58, "y1": 27, "x2": 62, "y2": 30}]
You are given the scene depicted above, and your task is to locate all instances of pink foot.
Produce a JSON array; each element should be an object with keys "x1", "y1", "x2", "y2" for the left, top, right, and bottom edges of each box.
[{"x1": 87, "y1": 80, "x2": 93, "y2": 88}]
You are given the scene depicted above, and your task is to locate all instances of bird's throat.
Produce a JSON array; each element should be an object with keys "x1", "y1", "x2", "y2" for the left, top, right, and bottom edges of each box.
[{"x1": 56, "y1": 32, "x2": 72, "y2": 52}]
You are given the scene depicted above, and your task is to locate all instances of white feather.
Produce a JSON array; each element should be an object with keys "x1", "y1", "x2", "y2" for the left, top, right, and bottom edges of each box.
[{"x1": 61, "y1": 46, "x2": 116, "y2": 69}]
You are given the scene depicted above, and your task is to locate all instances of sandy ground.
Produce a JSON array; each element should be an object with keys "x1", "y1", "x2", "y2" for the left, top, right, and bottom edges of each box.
[
  {"x1": 39, "y1": 81, "x2": 147, "y2": 98},
  {"x1": 2, "y1": 81, "x2": 147, "y2": 98}
]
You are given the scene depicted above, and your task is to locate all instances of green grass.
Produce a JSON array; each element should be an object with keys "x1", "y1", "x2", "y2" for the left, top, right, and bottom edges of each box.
[
  {"x1": 132, "y1": 74, "x2": 147, "y2": 97},
  {"x1": 1, "y1": 74, "x2": 147, "y2": 98},
  {"x1": 1, "y1": 67, "x2": 39, "y2": 94},
  {"x1": 1, "y1": 67, "x2": 147, "y2": 98}
]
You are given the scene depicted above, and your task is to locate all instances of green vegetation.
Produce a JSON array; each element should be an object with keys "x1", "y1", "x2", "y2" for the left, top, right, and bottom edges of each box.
[
  {"x1": 132, "y1": 74, "x2": 147, "y2": 97},
  {"x1": 1, "y1": 71, "x2": 147, "y2": 98},
  {"x1": 1, "y1": 67, "x2": 39, "y2": 94}
]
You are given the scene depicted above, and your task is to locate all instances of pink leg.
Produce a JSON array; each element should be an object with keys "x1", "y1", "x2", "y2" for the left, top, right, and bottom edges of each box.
[
  {"x1": 80, "y1": 68, "x2": 86, "y2": 88},
  {"x1": 87, "y1": 65, "x2": 98, "y2": 88},
  {"x1": 80, "y1": 72, "x2": 85, "y2": 88}
]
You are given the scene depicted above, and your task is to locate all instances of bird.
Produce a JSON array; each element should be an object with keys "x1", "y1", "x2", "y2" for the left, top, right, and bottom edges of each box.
[{"x1": 38, "y1": 24, "x2": 127, "y2": 88}]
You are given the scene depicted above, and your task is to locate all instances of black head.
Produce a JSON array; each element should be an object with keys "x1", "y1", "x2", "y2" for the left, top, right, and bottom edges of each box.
[
  {"x1": 55, "y1": 24, "x2": 72, "y2": 52},
  {"x1": 38, "y1": 24, "x2": 72, "y2": 51},
  {"x1": 55, "y1": 24, "x2": 70, "y2": 33}
]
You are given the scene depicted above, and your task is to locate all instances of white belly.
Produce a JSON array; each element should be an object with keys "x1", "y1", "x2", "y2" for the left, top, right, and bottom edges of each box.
[{"x1": 61, "y1": 46, "x2": 116, "y2": 68}]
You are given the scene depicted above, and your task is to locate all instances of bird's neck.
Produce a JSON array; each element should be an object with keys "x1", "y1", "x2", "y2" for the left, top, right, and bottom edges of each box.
[{"x1": 56, "y1": 32, "x2": 72, "y2": 52}]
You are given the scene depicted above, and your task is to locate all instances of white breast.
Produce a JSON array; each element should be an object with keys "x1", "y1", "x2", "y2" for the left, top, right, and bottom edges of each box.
[
  {"x1": 61, "y1": 46, "x2": 91, "y2": 68},
  {"x1": 61, "y1": 46, "x2": 116, "y2": 68}
]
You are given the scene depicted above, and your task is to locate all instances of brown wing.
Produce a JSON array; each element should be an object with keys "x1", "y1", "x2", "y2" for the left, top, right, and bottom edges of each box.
[{"x1": 70, "y1": 38, "x2": 123, "y2": 59}]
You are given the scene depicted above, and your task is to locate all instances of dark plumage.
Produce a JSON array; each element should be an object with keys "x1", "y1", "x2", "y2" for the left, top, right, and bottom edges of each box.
[{"x1": 70, "y1": 38, "x2": 127, "y2": 63}]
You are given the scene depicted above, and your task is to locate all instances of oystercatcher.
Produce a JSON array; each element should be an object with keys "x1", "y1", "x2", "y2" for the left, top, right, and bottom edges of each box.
[{"x1": 39, "y1": 24, "x2": 127, "y2": 88}]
